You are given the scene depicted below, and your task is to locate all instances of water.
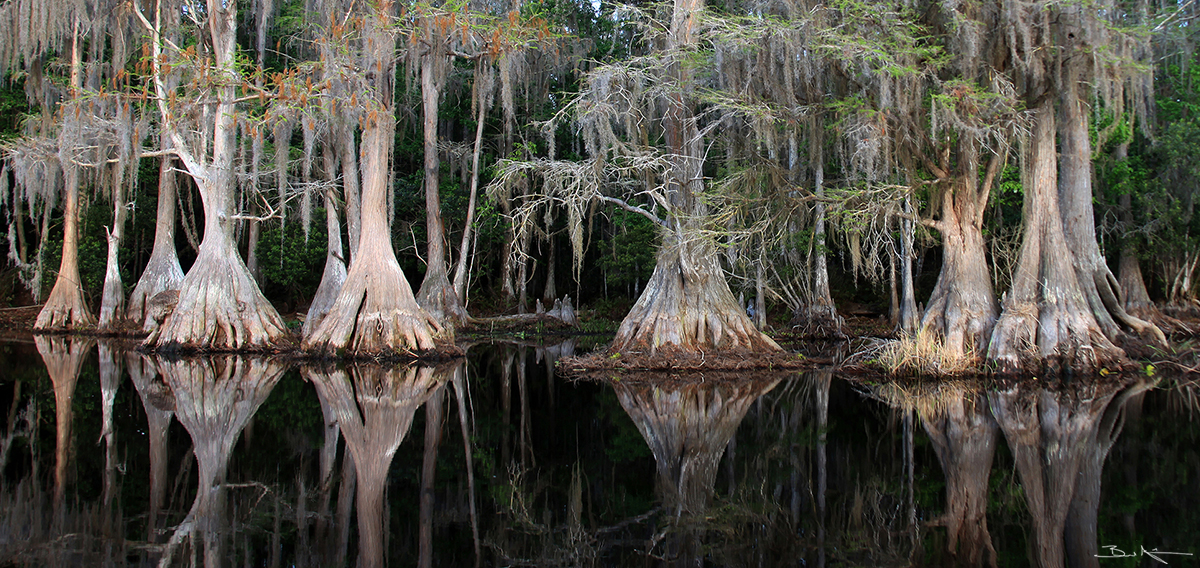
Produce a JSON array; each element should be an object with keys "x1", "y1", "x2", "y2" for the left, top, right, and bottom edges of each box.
[{"x1": 0, "y1": 335, "x2": 1197, "y2": 567}]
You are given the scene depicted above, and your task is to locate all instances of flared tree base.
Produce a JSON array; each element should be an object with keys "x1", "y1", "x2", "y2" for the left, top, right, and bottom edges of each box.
[
  {"x1": 143, "y1": 244, "x2": 290, "y2": 352},
  {"x1": 790, "y1": 304, "x2": 845, "y2": 339},
  {"x1": 304, "y1": 257, "x2": 458, "y2": 359},
  {"x1": 35, "y1": 278, "x2": 95, "y2": 332}
]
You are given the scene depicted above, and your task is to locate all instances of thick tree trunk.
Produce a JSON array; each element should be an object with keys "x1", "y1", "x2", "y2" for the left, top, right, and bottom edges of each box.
[
  {"x1": 922, "y1": 392, "x2": 998, "y2": 567},
  {"x1": 304, "y1": 15, "x2": 446, "y2": 357},
  {"x1": 36, "y1": 161, "x2": 94, "y2": 330},
  {"x1": 1057, "y1": 78, "x2": 1165, "y2": 350},
  {"x1": 1063, "y1": 381, "x2": 1151, "y2": 568},
  {"x1": 921, "y1": 141, "x2": 998, "y2": 360},
  {"x1": 987, "y1": 383, "x2": 1125, "y2": 568},
  {"x1": 611, "y1": 233, "x2": 781, "y2": 354},
  {"x1": 128, "y1": 142, "x2": 185, "y2": 330},
  {"x1": 417, "y1": 56, "x2": 468, "y2": 327},
  {"x1": 987, "y1": 101, "x2": 1122, "y2": 374},
  {"x1": 306, "y1": 363, "x2": 449, "y2": 568},
  {"x1": 145, "y1": 0, "x2": 288, "y2": 352}
]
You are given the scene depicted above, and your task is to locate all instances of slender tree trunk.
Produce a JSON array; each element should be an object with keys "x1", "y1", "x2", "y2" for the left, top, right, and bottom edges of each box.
[
  {"x1": 1112, "y1": 141, "x2": 1155, "y2": 320},
  {"x1": 128, "y1": 352, "x2": 174, "y2": 542},
  {"x1": 98, "y1": 179, "x2": 130, "y2": 331},
  {"x1": 36, "y1": 24, "x2": 93, "y2": 331},
  {"x1": 304, "y1": 11, "x2": 445, "y2": 356},
  {"x1": 303, "y1": 143, "x2": 347, "y2": 336},
  {"x1": 794, "y1": 121, "x2": 842, "y2": 335},
  {"x1": 419, "y1": 388, "x2": 444, "y2": 568},
  {"x1": 987, "y1": 100, "x2": 1122, "y2": 374},
  {"x1": 452, "y1": 70, "x2": 493, "y2": 302},
  {"x1": 417, "y1": 55, "x2": 467, "y2": 327},
  {"x1": 128, "y1": 134, "x2": 185, "y2": 330},
  {"x1": 899, "y1": 196, "x2": 920, "y2": 333}
]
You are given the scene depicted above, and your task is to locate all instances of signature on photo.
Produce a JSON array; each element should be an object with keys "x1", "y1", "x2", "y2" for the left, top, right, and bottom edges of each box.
[{"x1": 1096, "y1": 545, "x2": 1194, "y2": 564}]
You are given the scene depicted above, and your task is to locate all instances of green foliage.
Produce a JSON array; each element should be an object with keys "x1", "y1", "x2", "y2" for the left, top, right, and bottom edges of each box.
[
  {"x1": 594, "y1": 209, "x2": 656, "y2": 296},
  {"x1": 255, "y1": 213, "x2": 328, "y2": 309}
]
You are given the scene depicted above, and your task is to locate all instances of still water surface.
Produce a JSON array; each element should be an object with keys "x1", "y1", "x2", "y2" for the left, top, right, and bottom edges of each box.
[{"x1": 0, "y1": 335, "x2": 1196, "y2": 567}]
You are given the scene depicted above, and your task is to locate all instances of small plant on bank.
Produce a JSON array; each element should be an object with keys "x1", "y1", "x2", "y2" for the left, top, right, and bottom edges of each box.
[{"x1": 877, "y1": 330, "x2": 979, "y2": 376}]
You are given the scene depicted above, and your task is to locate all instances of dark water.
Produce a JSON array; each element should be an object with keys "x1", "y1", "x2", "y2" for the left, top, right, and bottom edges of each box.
[{"x1": 0, "y1": 336, "x2": 1197, "y2": 567}]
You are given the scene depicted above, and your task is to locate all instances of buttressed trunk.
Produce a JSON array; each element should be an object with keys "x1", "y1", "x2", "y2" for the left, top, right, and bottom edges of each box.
[
  {"x1": 128, "y1": 137, "x2": 185, "y2": 330},
  {"x1": 36, "y1": 158, "x2": 94, "y2": 330},
  {"x1": 987, "y1": 99, "x2": 1121, "y2": 374},
  {"x1": 306, "y1": 363, "x2": 450, "y2": 568},
  {"x1": 304, "y1": 10, "x2": 445, "y2": 357},
  {"x1": 921, "y1": 392, "x2": 998, "y2": 567},
  {"x1": 613, "y1": 233, "x2": 781, "y2": 354},
  {"x1": 145, "y1": 0, "x2": 288, "y2": 351},
  {"x1": 1057, "y1": 77, "x2": 1165, "y2": 349},
  {"x1": 611, "y1": 0, "x2": 779, "y2": 356},
  {"x1": 921, "y1": 139, "x2": 999, "y2": 360}
]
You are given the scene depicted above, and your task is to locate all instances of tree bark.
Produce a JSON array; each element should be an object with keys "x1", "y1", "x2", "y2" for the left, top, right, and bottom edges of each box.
[
  {"x1": 128, "y1": 135, "x2": 185, "y2": 330},
  {"x1": 36, "y1": 158, "x2": 94, "y2": 330},
  {"x1": 36, "y1": 27, "x2": 93, "y2": 332},
  {"x1": 987, "y1": 100, "x2": 1122, "y2": 375},
  {"x1": 601, "y1": 0, "x2": 780, "y2": 356},
  {"x1": 417, "y1": 54, "x2": 468, "y2": 327},
  {"x1": 304, "y1": 11, "x2": 446, "y2": 357},
  {"x1": 1057, "y1": 75, "x2": 1165, "y2": 350},
  {"x1": 921, "y1": 139, "x2": 999, "y2": 360},
  {"x1": 144, "y1": 0, "x2": 289, "y2": 351},
  {"x1": 612, "y1": 234, "x2": 781, "y2": 354},
  {"x1": 794, "y1": 122, "x2": 843, "y2": 336},
  {"x1": 302, "y1": 142, "x2": 347, "y2": 337}
]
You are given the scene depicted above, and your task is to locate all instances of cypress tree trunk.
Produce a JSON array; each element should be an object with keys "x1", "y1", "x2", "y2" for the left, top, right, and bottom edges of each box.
[
  {"x1": 987, "y1": 100, "x2": 1121, "y2": 374},
  {"x1": 303, "y1": 143, "x2": 347, "y2": 337},
  {"x1": 36, "y1": 28, "x2": 93, "y2": 332},
  {"x1": 921, "y1": 140, "x2": 999, "y2": 360},
  {"x1": 144, "y1": 0, "x2": 288, "y2": 351},
  {"x1": 609, "y1": 0, "x2": 780, "y2": 356},
  {"x1": 128, "y1": 135, "x2": 185, "y2": 330},
  {"x1": 417, "y1": 55, "x2": 468, "y2": 327},
  {"x1": 304, "y1": 10, "x2": 444, "y2": 356},
  {"x1": 306, "y1": 363, "x2": 448, "y2": 568},
  {"x1": 922, "y1": 392, "x2": 998, "y2": 567}
]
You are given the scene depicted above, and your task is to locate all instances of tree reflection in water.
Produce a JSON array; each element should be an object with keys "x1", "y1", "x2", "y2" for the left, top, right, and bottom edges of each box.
[
  {"x1": 156, "y1": 356, "x2": 284, "y2": 567},
  {"x1": 305, "y1": 361, "x2": 455, "y2": 568},
  {"x1": 611, "y1": 372, "x2": 781, "y2": 565},
  {"x1": 872, "y1": 376, "x2": 1153, "y2": 568}
]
